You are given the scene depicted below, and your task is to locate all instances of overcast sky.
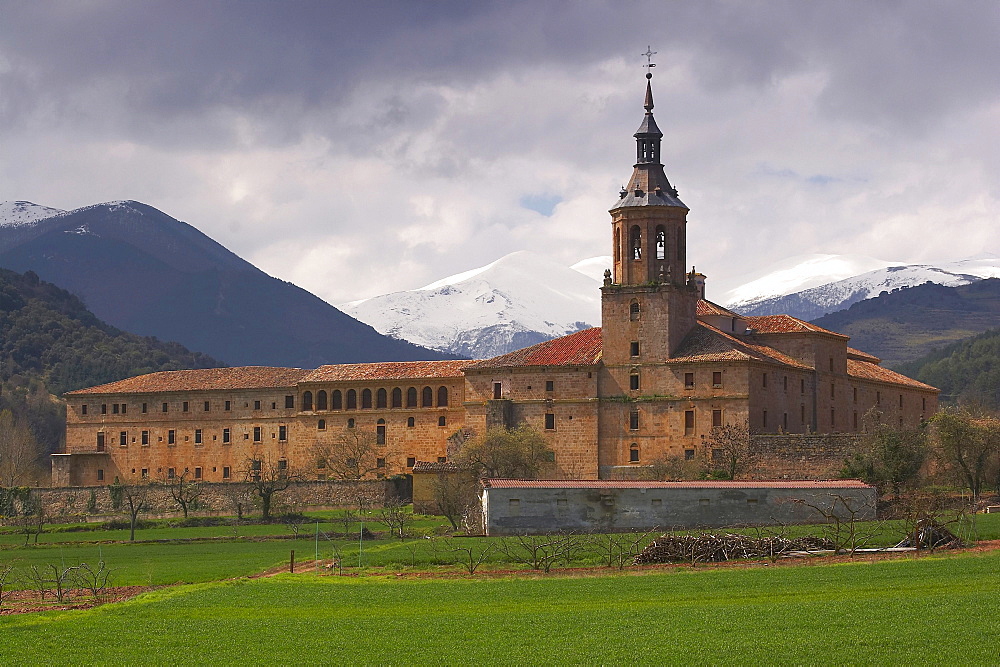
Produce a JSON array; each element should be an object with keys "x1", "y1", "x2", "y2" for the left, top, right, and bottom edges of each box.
[{"x1": 1, "y1": 1, "x2": 997, "y2": 304}]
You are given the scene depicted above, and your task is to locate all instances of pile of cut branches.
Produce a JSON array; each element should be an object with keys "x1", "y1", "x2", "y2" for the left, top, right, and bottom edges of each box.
[
  {"x1": 634, "y1": 533, "x2": 835, "y2": 565},
  {"x1": 894, "y1": 517, "x2": 964, "y2": 550}
]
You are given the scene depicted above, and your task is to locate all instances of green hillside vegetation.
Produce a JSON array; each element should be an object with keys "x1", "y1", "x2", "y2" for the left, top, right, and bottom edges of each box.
[
  {"x1": 897, "y1": 328, "x2": 1000, "y2": 408},
  {"x1": 811, "y1": 278, "x2": 1000, "y2": 368},
  {"x1": 0, "y1": 267, "x2": 223, "y2": 464}
]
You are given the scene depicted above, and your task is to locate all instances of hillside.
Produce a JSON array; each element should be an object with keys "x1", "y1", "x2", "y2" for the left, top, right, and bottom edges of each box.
[
  {"x1": 0, "y1": 201, "x2": 453, "y2": 368},
  {"x1": 811, "y1": 278, "x2": 1000, "y2": 368},
  {"x1": 0, "y1": 267, "x2": 224, "y2": 457},
  {"x1": 896, "y1": 328, "x2": 1000, "y2": 408}
]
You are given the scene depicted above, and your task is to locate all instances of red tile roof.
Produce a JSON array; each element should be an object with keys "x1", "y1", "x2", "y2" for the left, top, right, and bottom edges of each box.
[
  {"x1": 465, "y1": 327, "x2": 603, "y2": 370},
  {"x1": 697, "y1": 299, "x2": 742, "y2": 317},
  {"x1": 66, "y1": 367, "x2": 310, "y2": 395},
  {"x1": 847, "y1": 347, "x2": 881, "y2": 363},
  {"x1": 671, "y1": 322, "x2": 812, "y2": 369},
  {"x1": 484, "y1": 479, "x2": 873, "y2": 489},
  {"x1": 847, "y1": 359, "x2": 938, "y2": 391},
  {"x1": 302, "y1": 360, "x2": 468, "y2": 383},
  {"x1": 744, "y1": 314, "x2": 848, "y2": 339}
]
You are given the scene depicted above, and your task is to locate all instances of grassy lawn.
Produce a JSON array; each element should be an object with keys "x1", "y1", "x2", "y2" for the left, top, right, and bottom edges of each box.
[{"x1": 1, "y1": 550, "x2": 998, "y2": 663}]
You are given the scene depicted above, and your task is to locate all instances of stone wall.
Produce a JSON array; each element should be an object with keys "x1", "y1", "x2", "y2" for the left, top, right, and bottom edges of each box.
[
  {"x1": 4, "y1": 479, "x2": 401, "y2": 524},
  {"x1": 751, "y1": 433, "x2": 861, "y2": 480}
]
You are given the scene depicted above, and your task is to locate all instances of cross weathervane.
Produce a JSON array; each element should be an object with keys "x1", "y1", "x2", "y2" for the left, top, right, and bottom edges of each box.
[{"x1": 642, "y1": 46, "x2": 657, "y2": 73}]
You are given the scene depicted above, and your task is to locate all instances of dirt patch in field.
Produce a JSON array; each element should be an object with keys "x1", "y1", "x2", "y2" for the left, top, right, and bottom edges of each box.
[{"x1": 0, "y1": 585, "x2": 157, "y2": 616}]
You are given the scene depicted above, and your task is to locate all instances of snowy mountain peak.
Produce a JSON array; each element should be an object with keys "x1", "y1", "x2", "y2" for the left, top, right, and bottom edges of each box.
[
  {"x1": 0, "y1": 201, "x2": 64, "y2": 228},
  {"x1": 343, "y1": 251, "x2": 602, "y2": 358}
]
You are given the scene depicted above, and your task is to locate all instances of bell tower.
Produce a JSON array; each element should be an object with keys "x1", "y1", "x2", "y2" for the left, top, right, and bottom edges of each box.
[{"x1": 601, "y1": 66, "x2": 699, "y2": 367}]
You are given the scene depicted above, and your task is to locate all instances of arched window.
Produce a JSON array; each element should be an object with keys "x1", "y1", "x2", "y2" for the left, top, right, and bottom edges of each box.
[
  {"x1": 391, "y1": 388, "x2": 402, "y2": 408},
  {"x1": 406, "y1": 387, "x2": 418, "y2": 408},
  {"x1": 437, "y1": 386, "x2": 449, "y2": 407},
  {"x1": 422, "y1": 387, "x2": 433, "y2": 407},
  {"x1": 316, "y1": 390, "x2": 328, "y2": 411},
  {"x1": 346, "y1": 389, "x2": 357, "y2": 410},
  {"x1": 376, "y1": 418, "x2": 386, "y2": 445},
  {"x1": 347, "y1": 418, "x2": 355, "y2": 429},
  {"x1": 630, "y1": 225, "x2": 642, "y2": 260},
  {"x1": 629, "y1": 443, "x2": 640, "y2": 463},
  {"x1": 376, "y1": 388, "x2": 387, "y2": 409},
  {"x1": 302, "y1": 391, "x2": 313, "y2": 411},
  {"x1": 407, "y1": 417, "x2": 415, "y2": 427},
  {"x1": 629, "y1": 300, "x2": 640, "y2": 321},
  {"x1": 655, "y1": 226, "x2": 666, "y2": 260},
  {"x1": 361, "y1": 389, "x2": 372, "y2": 409},
  {"x1": 331, "y1": 390, "x2": 342, "y2": 410},
  {"x1": 317, "y1": 419, "x2": 326, "y2": 430}
]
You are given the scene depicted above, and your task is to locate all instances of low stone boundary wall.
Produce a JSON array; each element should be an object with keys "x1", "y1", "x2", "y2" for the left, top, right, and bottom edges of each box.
[
  {"x1": 751, "y1": 433, "x2": 860, "y2": 480},
  {"x1": 3, "y1": 479, "x2": 406, "y2": 524}
]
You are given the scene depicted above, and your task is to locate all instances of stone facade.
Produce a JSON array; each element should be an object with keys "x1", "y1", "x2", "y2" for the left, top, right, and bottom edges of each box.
[{"x1": 52, "y1": 76, "x2": 939, "y2": 488}]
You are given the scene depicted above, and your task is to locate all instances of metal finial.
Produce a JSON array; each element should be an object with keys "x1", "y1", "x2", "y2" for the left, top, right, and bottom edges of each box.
[{"x1": 642, "y1": 46, "x2": 657, "y2": 79}]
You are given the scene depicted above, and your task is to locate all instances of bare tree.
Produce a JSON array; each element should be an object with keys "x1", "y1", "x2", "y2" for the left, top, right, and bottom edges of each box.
[
  {"x1": 0, "y1": 563, "x2": 13, "y2": 611},
  {"x1": 72, "y1": 561, "x2": 114, "y2": 603},
  {"x1": 162, "y1": 469, "x2": 202, "y2": 518},
  {"x1": 241, "y1": 455, "x2": 299, "y2": 520},
  {"x1": 589, "y1": 529, "x2": 657, "y2": 570},
  {"x1": 108, "y1": 475, "x2": 152, "y2": 541},
  {"x1": 313, "y1": 427, "x2": 391, "y2": 480},
  {"x1": 432, "y1": 537, "x2": 497, "y2": 575},
  {"x1": 706, "y1": 417, "x2": 754, "y2": 480},
  {"x1": 15, "y1": 489, "x2": 46, "y2": 545},
  {"x1": 641, "y1": 453, "x2": 706, "y2": 481},
  {"x1": 791, "y1": 494, "x2": 881, "y2": 556},
  {"x1": 498, "y1": 533, "x2": 585, "y2": 573},
  {"x1": 0, "y1": 408, "x2": 41, "y2": 487},
  {"x1": 432, "y1": 468, "x2": 479, "y2": 530},
  {"x1": 379, "y1": 496, "x2": 413, "y2": 540}
]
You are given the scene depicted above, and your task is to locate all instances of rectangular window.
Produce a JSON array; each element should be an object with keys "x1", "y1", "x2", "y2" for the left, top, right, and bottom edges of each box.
[
  {"x1": 120, "y1": 403, "x2": 127, "y2": 414},
  {"x1": 783, "y1": 376, "x2": 788, "y2": 391},
  {"x1": 853, "y1": 387, "x2": 858, "y2": 403},
  {"x1": 285, "y1": 395, "x2": 294, "y2": 409},
  {"x1": 876, "y1": 391, "x2": 881, "y2": 405},
  {"x1": 141, "y1": 402, "x2": 147, "y2": 414},
  {"x1": 545, "y1": 413, "x2": 555, "y2": 430},
  {"x1": 684, "y1": 410, "x2": 694, "y2": 436},
  {"x1": 438, "y1": 456, "x2": 448, "y2": 463},
  {"x1": 168, "y1": 429, "x2": 176, "y2": 445},
  {"x1": 97, "y1": 432, "x2": 105, "y2": 451},
  {"x1": 712, "y1": 409, "x2": 722, "y2": 427},
  {"x1": 204, "y1": 401, "x2": 210, "y2": 412},
  {"x1": 783, "y1": 412, "x2": 788, "y2": 431},
  {"x1": 141, "y1": 468, "x2": 148, "y2": 479},
  {"x1": 225, "y1": 400, "x2": 231, "y2": 411},
  {"x1": 253, "y1": 426, "x2": 262, "y2": 442},
  {"x1": 223, "y1": 466, "x2": 231, "y2": 479},
  {"x1": 800, "y1": 379, "x2": 805, "y2": 395},
  {"x1": 899, "y1": 394, "x2": 903, "y2": 408},
  {"x1": 168, "y1": 467, "x2": 175, "y2": 479},
  {"x1": 97, "y1": 469, "x2": 104, "y2": 482},
  {"x1": 183, "y1": 401, "x2": 189, "y2": 412},
  {"x1": 278, "y1": 425, "x2": 287, "y2": 441},
  {"x1": 801, "y1": 404, "x2": 806, "y2": 424},
  {"x1": 223, "y1": 428, "x2": 231, "y2": 444},
  {"x1": 101, "y1": 403, "x2": 107, "y2": 415},
  {"x1": 141, "y1": 430, "x2": 149, "y2": 446},
  {"x1": 376, "y1": 457, "x2": 386, "y2": 468},
  {"x1": 831, "y1": 408, "x2": 836, "y2": 426},
  {"x1": 629, "y1": 410, "x2": 639, "y2": 431},
  {"x1": 713, "y1": 371, "x2": 722, "y2": 387},
  {"x1": 113, "y1": 403, "x2": 119, "y2": 414},
  {"x1": 829, "y1": 357, "x2": 834, "y2": 372},
  {"x1": 193, "y1": 467, "x2": 202, "y2": 480},
  {"x1": 853, "y1": 411, "x2": 858, "y2": 430},
  {"x1": 82, "y1": 404, "x2": 88, "y2": 415},
  {"x1": 685, "y1": 372, "x2": 694, "y2": 389},
  {"x1": 195, "y1": 429, "x2": 203, "y2": 444},
  {"x1": 684, "y1": 449, "x2": 695, "y2": 461},
  {"x1": 406, "y1": 456, "x2": 416, "y2": 468},
  {"x1": 762, "y1": 373, "x2": 768, "y2": 388},
  {"x1": 119, "y1": 431, "x2": 127, "y2": 447},
  {"x1": 162, "y1": 402, "x2": 168, "y2": 413},
  {"x1": 545, "y1": 380, "x2": 554, "y2": 392},
  {"x1": 254, "y1": 400, "x2": 261, "y2": 410},
  {"x1": 493, "y1": 383, "x2": 502, "y2": 399},
  {"x1": 377, "y1": 424, "x2": 386, "y2": 444},
  {"x1": 763, "y1": 410, "x2": 768, "y2": 428},
  {"x1": 831, "y1": 383, "x2": 835, "y2": 398},
  {"x1": 630, "y1": 341, "x2": 640, "y2": 357},
  {"x1": 630, "y1": 374, "x2": 640, "y2": 390}
]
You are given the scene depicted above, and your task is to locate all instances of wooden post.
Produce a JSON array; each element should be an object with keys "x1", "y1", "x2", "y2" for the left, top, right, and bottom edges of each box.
[{"x1": 290, "y1": 549, "x2": 295, "y2": 573}]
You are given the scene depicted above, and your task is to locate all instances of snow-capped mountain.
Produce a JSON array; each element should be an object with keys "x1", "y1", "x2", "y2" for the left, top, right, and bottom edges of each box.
[
  {"x1": 0, "y1": 201, "x2": 64, "y2": 227},
  {"x1": 341, "y1": 251, "x2": 604, "y2": 359},
  {"x1": 727, "y1": 253, "x2": 1000, "y2": 320}
]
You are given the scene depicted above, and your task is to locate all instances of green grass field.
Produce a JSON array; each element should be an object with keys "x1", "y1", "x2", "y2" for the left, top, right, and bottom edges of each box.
[{"x1": 2, "y1": 550, "x2": 998, "y2": 664}]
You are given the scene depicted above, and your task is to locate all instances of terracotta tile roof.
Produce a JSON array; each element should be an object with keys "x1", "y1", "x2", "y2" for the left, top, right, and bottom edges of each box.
[
  {"x1": 697, "y1": 299, "x2": 742, "y2": 317},
  {"x1": 670, "y1": 322, "x2": 812, "y2": 369},
  {"x1": 847, "y1": 347, "x2": 882, "y2": 364},
  {"x1": 847, "y1": 359, "x2": 938, "y2": 391},
  {"x1": 66, "y1": 367, "x2": 309, "y2": 395},
  {"x1": 465, "y1": 327, "x2": 603, "y2": 370},
  {"x1": 484, "y1": 479, "x2": 873, "y2": 489},
  {"x1": 744, "y1": 314, "x2": 848, "y2": 339},
  {"x1": 302, "y1": 360, "x2": 468, "y2": 383}
]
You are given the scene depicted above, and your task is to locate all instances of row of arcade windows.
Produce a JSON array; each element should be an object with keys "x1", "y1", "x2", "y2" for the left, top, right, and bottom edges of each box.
[
  {"x1": 82, "y1": 397, "x2": 293, "y2": 416},
  {"x1": 624, "y1": 225, "x2": 682, "y2": 262},
  {"x1": 302, "y1": 387, "x2": 449, "y2": 411}
]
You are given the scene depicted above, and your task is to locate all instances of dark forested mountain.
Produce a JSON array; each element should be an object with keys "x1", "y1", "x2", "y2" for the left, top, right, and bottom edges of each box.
[
  {"x1": 810, "y1": 278, "x2": 1000, "y2": 368},
  {"x1": 0, "y1": 201, "x2": 453, "y2": 368},
  {"x1": 896, "y1": 328, "x2": 1000, "y2": 408},
  {"x1": 0, "y1": 267, "x2": 224, "y2": 457}
]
